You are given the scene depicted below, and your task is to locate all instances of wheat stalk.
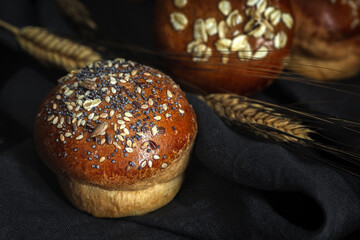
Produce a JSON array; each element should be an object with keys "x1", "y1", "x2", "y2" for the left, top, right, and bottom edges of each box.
[
  {"x1": 0, "y1": 20, "x2": 102, "y2": 71},
  {"x1": 56, "y1": 0, "x2": 97, "y2": 30},
  {"x1": 202, "y1": 93, "x2": 314, "y2": 144}
]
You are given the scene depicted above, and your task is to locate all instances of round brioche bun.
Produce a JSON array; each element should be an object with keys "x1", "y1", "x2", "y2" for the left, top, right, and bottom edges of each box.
[
  {"x1": 152, "y1": 0, "x2": 295, "y2": 95},
  {"x1": 288, "y1": 0, "x2": 360, "y2": 80},
  {"x1": 34, "y1": 58, "x2": 197, "y2": 217}
]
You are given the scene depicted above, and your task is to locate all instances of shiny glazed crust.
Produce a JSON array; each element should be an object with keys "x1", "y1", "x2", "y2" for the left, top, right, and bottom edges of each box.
[
  {"x1": 289, "y1": 0, "x2": 360, "y2": 80},
  {"x1": 153, "y1": 0, "x2": 295, "y2": 95},
  {"x1": 34, "y1": 59, "x2": 197, "y2": 192}
]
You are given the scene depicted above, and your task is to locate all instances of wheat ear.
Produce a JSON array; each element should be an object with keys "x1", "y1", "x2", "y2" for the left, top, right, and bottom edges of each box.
[
  {"x1": 0, "y1": 20, "x2": 102, "y2": 71},
  {"x1": 56, "y1": 0, "x2": 97, "y2": 30},
  {"x1": 202, "y1": 93, "x2": 314, "y2": 144}
]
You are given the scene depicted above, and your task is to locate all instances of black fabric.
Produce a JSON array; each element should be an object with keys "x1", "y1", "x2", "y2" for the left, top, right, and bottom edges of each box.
[{"x1": 1, "y1": 1, "x2": 360, "y2": 239}]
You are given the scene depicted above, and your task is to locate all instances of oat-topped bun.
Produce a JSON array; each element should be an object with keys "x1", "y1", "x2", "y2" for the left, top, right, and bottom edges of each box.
[
  {"x1": 153, "y1": 0, "x2": 295, "y2": 95},
  {"x1": 34, "y1": 59, "x2": 197, "y2": 218},
  {"x1": 288, "y1": 0, "x2": 360, "y2": 80}
]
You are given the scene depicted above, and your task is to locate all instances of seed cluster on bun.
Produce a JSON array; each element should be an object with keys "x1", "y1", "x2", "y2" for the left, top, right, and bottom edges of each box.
[
  {"x1": 34, "y1": 59, "x2": 197, "y2": 217},
  {"x1": 153, "y1": 0, "x2": 295, "y2": 95}
]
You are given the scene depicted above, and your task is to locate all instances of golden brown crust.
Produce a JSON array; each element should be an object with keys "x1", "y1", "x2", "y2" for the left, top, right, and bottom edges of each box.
[
  {"x1": 58, "y1": 174, "x2": 184, "y2": 218},
  {"x1": 153, "y1": 0, "x2": 295, "y2": 95},
  {"x1": 289, "y1": 0, "x2": 360, "y2": 80},
  {"x1": 34, "y1": 59, "x2": 197, "y2": 190}
]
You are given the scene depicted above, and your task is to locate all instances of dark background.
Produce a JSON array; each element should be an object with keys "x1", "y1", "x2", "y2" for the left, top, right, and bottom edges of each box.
[{"x1": 1, "y1": 0, "x2": 360, "y2": 239}]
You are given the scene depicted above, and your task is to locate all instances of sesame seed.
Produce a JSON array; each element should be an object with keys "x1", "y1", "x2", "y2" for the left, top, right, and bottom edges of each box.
[
  {"x1": 161, "y1": 163, "x2": 168, "y2": 168},
  {"x1": 154, "y1": 116, "x2": 161, "y2": 121},
  {"x1": 99, "y1": 157, "x2": 105, "y2": 162},
  {"x1": 167, "y1": 90, "x2": 173, "y2": 98},
  {"x1": 154, "y1": 154, "x2": 160, "y2": 160},
  {"x1": 148, "y1": 160, "x2": 153, "y2": 168}
]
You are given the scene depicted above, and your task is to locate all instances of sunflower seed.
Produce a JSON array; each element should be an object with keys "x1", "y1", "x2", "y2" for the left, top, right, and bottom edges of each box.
[
  {"x1": 125, "y1": 147, "x2": 133, "y2": 153},
  {"x1": 76, "y1": 134, "x2": 84, "y2": 140},
  {"x1": 52, "y1": 116, "x2": 59, "y2": 125},
  {"x1": 100, "y1": 113, "x2": 108, "y2": 118},
  {"x1": 170, "y1": 12, "x2": 188, "y2": 31},
  {"x1": 140, "y1": 161, "x2": 147, "y2": 168},
  {"x1": 113, "y1": 142, "x2": 121, "y2": 149},
  {"x1": 105, "y1": 133, "x2": 112, "y2": 144},
  {"x1": 124, "y1": 112, "x2": 133, "y2": 118},
  {"x1": 47, "y1": 115, "x2": 55, "y2": 121},
  {"x1": 79, "y1": 80, "x2": 97, "y2": 90},
  {"x1": 91, "y1": 122, "x2": 108, "y2": 137}
]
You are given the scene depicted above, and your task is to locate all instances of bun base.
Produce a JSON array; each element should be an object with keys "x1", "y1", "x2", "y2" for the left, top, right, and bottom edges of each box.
[
  {"x1": 287, "y1": 50, "x2": 360, "y2": 81},
  {"x1": 58, "y1": 174, "x2": 184, "y2": 218}
]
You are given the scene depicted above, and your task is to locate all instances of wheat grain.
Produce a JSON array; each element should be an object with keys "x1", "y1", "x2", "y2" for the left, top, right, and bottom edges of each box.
[
  {"x1": 0, "y1": 20, "x2": 102, "y2": 71},
  {"x1": 202, "y1": 93, "x2": 313, "y2": 143}
]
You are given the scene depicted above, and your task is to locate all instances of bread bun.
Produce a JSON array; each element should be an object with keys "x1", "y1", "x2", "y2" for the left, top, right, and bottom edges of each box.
[
  {"x1": 288, "y1": 0, "x2": 360, "y2": 80},
  {"x1": 34, "y1": 59, "x2": 197, "y2": 217},
  {"x1": 153, "y1": 0, "x2": 295, "y2": 95}
]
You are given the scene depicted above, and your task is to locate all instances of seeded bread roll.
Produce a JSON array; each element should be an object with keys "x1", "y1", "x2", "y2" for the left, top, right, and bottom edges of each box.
[
  {"x1": 153, "y1": 0, "x2": 295, "y2": 95},
  {"x1": 34, "y1": 59, "x2": 197, "y2": 218},
  {"x1": 288, "y1": 0, "x2": 360, "y2": 80}
]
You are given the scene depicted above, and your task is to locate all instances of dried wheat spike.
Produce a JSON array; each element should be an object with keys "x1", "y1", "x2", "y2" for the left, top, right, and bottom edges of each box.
[
  {"x1": 202, "y1": 93, "x2": 314, "y2": 144},
  {"x1": 0, "y1": 20, "x2": 102, "y2": 71},
  {"x1": 56, "y1": 0, "x2": 97, "y2": 30}
]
